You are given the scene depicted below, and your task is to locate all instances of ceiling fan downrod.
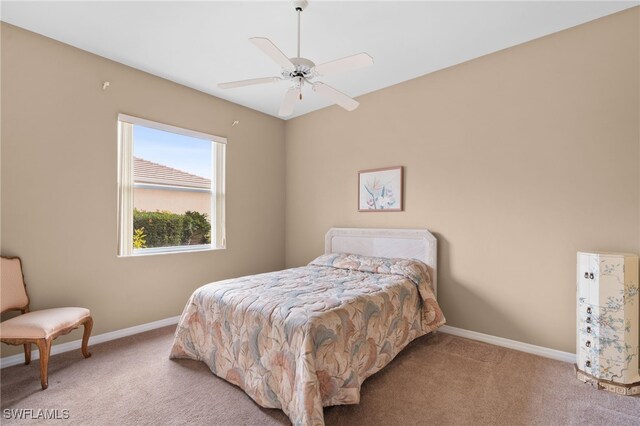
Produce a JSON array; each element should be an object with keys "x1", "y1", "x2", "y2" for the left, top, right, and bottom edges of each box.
[
  {"x1": 296, "y1": 4, "x2": 302, "y2": 58},
  {"x1": 294, "y1": 1, "x2": 308, "y2": 55},
  {"x1": 294, "y1": 0, "x2": 308, "y2": 99}
]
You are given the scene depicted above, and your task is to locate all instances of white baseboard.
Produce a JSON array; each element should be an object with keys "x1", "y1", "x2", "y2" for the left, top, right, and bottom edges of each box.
[
  {"x1": 1, "y1": 317, "x2": 575, "y2": 369},
  {"x1": 439, "y1": 325, "x2": 576, "y2": 364},
  {"x1": 0, "y1": 315, "x2": 180, "y2": 369}
]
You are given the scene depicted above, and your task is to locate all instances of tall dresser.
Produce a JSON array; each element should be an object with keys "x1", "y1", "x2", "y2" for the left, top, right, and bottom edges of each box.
[{"x1": 576, "y1": 251, "x2": 640, "y2": 395}]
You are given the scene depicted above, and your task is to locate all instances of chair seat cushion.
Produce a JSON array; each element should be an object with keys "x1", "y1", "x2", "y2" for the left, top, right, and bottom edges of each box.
[{"x1": 0, "y1": 307, "x2": 91, "y2": 340}]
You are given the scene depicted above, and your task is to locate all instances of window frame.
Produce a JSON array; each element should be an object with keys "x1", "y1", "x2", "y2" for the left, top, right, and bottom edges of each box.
[{"x1": 117, "y1": 114, "x2": 226, "y2": 257}]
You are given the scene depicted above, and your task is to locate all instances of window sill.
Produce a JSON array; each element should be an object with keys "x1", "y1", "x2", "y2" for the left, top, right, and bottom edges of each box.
[{"x1": 119, "y1": 244, "x2": 226, "y2": 257}]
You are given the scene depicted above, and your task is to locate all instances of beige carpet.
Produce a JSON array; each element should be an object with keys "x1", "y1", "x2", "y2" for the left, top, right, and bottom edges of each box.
[{"x1": 2, "y1": 326, "x2": 639, "y2": 425}]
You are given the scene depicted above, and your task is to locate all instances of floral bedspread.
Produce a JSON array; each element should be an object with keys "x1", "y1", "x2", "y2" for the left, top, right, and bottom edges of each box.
[{"x1": 170, "y1": 253, "x2": 445, "y2": 425}]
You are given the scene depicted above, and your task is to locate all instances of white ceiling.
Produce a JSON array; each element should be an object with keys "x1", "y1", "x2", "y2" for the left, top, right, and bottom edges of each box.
[{"x1": 1, "y1": 1, "x2": 637, "y2": 119}]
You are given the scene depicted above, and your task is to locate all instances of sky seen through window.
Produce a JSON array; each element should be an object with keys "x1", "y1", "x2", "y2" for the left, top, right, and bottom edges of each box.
[{"x1": 133, "y1": 125, "x2": 212, "y2": 179}]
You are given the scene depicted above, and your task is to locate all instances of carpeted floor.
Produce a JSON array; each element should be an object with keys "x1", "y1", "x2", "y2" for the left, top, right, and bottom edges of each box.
[{"x1": 1, "y1": 326, "x2": 639, "y2": 425}]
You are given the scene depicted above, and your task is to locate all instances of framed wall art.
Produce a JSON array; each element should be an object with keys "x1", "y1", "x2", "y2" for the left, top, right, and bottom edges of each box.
[{"x1": 358, "y1": 166, "x2": 403, "y2": 212}]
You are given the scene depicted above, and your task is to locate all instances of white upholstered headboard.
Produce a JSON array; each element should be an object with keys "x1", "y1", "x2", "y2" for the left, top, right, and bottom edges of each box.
[{"x1": 324, "y1": 228, "x2": 438, "y2": 296}]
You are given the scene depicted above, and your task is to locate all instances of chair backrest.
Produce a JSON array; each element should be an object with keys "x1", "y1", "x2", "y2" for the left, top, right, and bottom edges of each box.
[{"x1": 1, "y1": 257, "x2": 30, "y2": 314}]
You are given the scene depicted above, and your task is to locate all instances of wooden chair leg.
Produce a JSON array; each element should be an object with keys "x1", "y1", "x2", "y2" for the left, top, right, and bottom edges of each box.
[
  {"x1": 81, "y1": 317, "x2": 93, "y2": 358},
  {"x1": 24, "y1": 343, "x2": 32, "y2": 365},
  {"x1": 36, "y1": 338, "x2": 52, "y2": 390}
]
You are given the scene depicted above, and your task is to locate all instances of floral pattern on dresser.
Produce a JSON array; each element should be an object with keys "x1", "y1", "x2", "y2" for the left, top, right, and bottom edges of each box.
[{"x1": 170, "y1": 253, "x2": 445, "y2": 426}]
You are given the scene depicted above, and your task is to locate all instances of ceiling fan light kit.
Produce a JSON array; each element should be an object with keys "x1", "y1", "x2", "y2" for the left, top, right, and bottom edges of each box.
[{"x1": 218, "y1": 0, "x2": 373, "y2": 117}]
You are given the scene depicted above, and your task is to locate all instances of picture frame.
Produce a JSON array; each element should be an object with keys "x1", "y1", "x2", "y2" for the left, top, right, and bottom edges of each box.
[{"x1": 358, "y1": 166, "x2": 403, "y2": 212}]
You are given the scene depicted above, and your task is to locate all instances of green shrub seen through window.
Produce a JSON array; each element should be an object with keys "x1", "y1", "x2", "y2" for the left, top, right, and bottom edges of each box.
[{"x1": 133, "y1": 209, "x2": 211, "y2": 249}]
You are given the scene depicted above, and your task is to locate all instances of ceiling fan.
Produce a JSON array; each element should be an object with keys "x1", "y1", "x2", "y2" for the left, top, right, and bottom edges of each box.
[{"x1": 218, "y1": 0, "x2": 373, "y2": 117}]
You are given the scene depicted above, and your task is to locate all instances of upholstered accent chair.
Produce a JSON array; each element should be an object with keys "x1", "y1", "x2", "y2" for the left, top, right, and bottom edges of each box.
[{"x1": 0, "y1": 257, "x2": 93, "y2": 389}]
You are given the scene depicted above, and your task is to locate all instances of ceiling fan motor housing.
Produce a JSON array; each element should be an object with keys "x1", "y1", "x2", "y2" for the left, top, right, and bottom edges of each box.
[{"x1": 282, "y1": 57, "x2": 316, "y2": 80}]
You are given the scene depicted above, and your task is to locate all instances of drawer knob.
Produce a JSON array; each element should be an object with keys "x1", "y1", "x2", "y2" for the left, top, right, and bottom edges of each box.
[
  {"x1": 589, "y1": 273, "x2": 594, "y2": 279},
  {"x1": 587, "y1": 326, "x2": 592, "y2": 334},
  {"x1": 586, "y1": 317, "x2": 591, "y2": 324},
  {"x1": 584, "y1": 272, "x2": 589, "y2": 279},
  {"x1": 585, "y1": 360, "x2": 591, "y2": 368},
  {"x1": 586, "y1": 340, "x2": 591, "y2": 348},
  {"x1": 586, "y1": 307, "x2": 592, "y2": 314}
]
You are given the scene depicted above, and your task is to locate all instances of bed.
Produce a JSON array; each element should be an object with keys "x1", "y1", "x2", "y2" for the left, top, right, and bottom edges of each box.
[{"x1": 170, "y1": 228, "x2": 445, "y2": 426}]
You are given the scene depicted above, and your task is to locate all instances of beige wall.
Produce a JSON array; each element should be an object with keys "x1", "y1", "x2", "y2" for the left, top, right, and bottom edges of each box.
[
  {"x1": 2, "y1": 8, "x2": 639, "y2": 358},
  {"x1": 285, "y1": 8, "x2": 639, "y2": 353},
  {"x1": 0, "y1": 23, "x2": 286, "y2": 355},
  {"x1": 134, "y1": 188, "x2": 211, "y2": 216}
]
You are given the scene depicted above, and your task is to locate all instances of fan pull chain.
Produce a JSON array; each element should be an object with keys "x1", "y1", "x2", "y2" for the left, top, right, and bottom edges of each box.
[{"x1": 298, "y1": 76, "x2": 303, "y2": 100}]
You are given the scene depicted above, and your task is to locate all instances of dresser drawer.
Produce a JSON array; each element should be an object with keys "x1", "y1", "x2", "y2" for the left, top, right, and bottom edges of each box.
[
  {"x1": 577, "y1": 302, "x2": 598, "y2": 318},
  {"x1": 576, "y1": 351, "x2": 628, "y2": 381},
  {"x1": 577, "y1": 322, "x2": 598, "y2": 343},
  {"x1": 578, "y1": 348, "x2": 598, "y2": 376},
  {"x1": 578, "y1": 332, "x2": 598, "y2": 353},
  {"x1": 578, "y1": 253, "x2": 599, "y2": 303}
]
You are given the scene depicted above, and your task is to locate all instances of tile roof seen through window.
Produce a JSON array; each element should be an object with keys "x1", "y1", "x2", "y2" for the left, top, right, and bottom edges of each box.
[{"x1": 134, "y1": 157, "x2": 211, "y2": 189}]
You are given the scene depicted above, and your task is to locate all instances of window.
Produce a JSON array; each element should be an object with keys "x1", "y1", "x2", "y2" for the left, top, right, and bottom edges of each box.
[{"x1": 117, "y1": 114, "x2": 226, "y2": 256}]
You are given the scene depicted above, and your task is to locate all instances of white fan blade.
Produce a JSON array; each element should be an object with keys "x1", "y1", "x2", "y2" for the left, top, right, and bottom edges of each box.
[
  {"x1": 250, "y1": 37, "x2": 296, "y2": 72},
  {"x1": 313, "y1": 53, "x2": 373, "y2": 77},
  {"x1": 312, "y1": 82, "x2": 359, "y2": 111},
  {"x1": 279, "y1": 87, "x2": 300, "y2": 117},
  {"x1": 218, "y1": 76, "x2": 282, "y2": 89}
]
